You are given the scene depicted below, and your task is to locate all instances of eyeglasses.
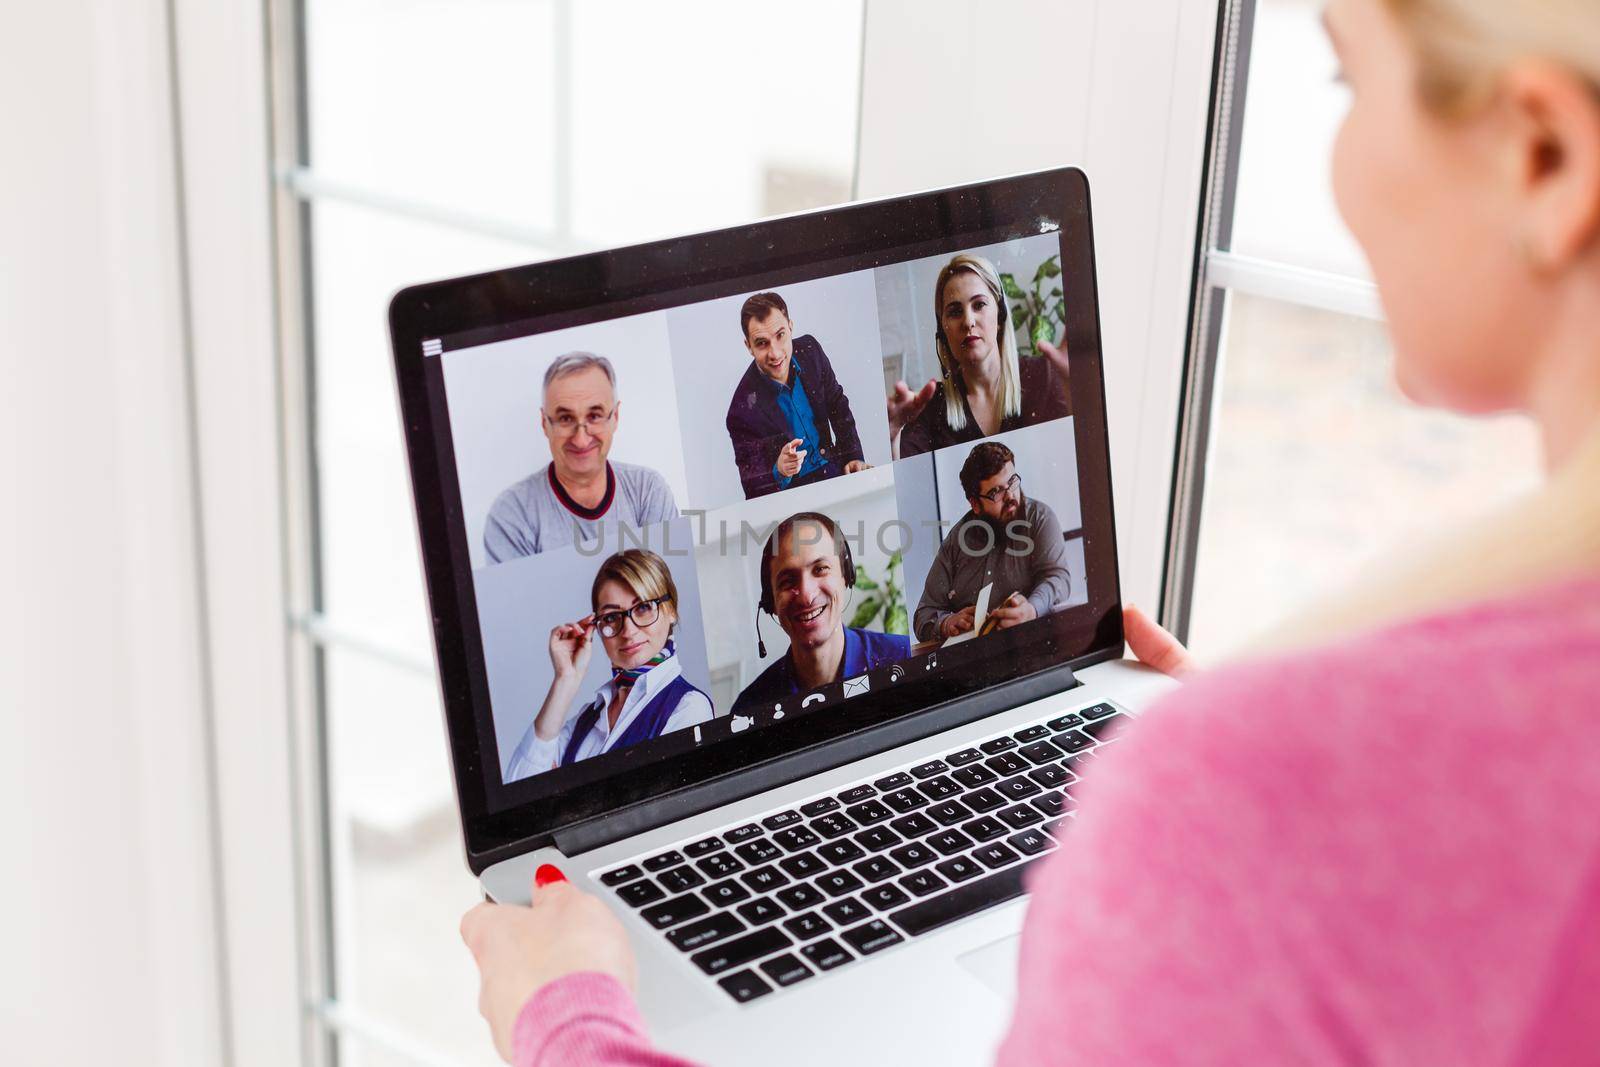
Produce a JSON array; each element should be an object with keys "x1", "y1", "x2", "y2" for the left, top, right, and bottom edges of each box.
[
  {"x1": 543, "y1": 407, "x2": 616, "y2": 436},
  {"x1": 976, "y1": 472, "x2": 1022, "y2": 504},
  {"x1": 594, "y1": 597, "x2": 667, "y2": 638}
]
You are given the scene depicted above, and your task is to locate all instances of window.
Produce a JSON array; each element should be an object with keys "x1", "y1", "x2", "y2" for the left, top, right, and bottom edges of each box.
[
  {"x1": 280, "y1": 2, "x2": 866, "y2": 1062},
  {"x1": 1168, "y1": 0, "x2": 1541, "y2": 656}
]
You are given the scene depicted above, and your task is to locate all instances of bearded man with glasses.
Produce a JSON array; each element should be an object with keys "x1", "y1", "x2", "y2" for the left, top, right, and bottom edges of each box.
[
  {"x1": 913, "y1": 440, "x2": 1072, "y2": 642},
  {"x1": 483, "y1": 352, "x2": 679, "y2": 563}
]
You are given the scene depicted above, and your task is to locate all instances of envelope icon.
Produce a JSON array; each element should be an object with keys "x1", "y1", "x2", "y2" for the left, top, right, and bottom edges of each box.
[{"x1": 842, "y1": 674, "x2": 871, "y2": 699}]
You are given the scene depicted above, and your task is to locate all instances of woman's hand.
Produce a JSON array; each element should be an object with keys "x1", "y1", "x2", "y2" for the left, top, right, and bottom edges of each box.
[
  {"x1": 887, "y1": 378, "x2": 939, "y2": 437},
  {"x1": 548, "y1": 617, "x2": 595, "y2": 682},
  {"x1": 1122, "y1": 604, "x2": 1196, "y2": 677},
  {"x1": 461, "y1": 867, "x2": 637, "y2": 1063},
  {"x1": 1037, "y1": 335, "x2": 1071, "y2": 388}
]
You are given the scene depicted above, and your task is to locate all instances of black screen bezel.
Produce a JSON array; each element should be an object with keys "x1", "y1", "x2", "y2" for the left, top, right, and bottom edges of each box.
[{"x1": 388, "y1": 167, "x2": 1123, "y2": 868}]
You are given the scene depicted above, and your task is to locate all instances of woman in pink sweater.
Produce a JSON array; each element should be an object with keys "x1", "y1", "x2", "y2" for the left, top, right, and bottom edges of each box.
[{"x1": 460, "y1": 0, "x2": 1600, "y2": 1061}]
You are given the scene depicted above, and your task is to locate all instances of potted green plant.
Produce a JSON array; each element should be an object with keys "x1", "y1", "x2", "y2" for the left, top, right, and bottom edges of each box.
[
  {"x1": 849, "y1": 550, "x2": 908, "y2": 635},
  {"x1": 1001, "y1": 253, "x2": 1065, "y2": 357}
]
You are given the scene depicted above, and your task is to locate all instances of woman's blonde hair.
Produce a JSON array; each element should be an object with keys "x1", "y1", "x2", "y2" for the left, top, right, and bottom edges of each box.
[
  {"x1": 1385, "y1": 0, "x2": 1600, "y2": 114},
  {"x1": 590, "y1": 548, "x2": 678, "y2": 619},
  {"x1": 931, "y1": 254, "x2": 1022, "y2": 432}
]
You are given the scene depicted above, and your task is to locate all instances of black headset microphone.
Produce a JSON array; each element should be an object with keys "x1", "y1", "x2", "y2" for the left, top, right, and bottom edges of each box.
[{"x1": 754, "y1": 514, "x2": 857, "y2": 659}]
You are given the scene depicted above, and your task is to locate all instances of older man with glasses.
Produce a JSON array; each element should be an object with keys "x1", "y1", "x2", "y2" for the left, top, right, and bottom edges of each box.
[
  {"x1": 913, "y1": 440, "x2": 1072, "y2": 642},
  {"x1": 483, "y1": 352, "x2": 679, "y2": 563}
]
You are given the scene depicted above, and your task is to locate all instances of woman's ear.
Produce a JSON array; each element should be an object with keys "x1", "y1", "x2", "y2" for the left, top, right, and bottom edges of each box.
[{"x1": 1500, "y1": 58, "x2": 1600, "y2": 268}]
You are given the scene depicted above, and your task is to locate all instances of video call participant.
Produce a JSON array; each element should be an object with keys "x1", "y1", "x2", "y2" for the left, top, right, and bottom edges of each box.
[
  {"x1": 503, "y1": 549, "x2": 712, "y2": 781},
  {"x1": 914, "y1": 441, "x2": 1072, "y2": 642},
  {"x1": 724, "y1": 292, "x2": 870, "y2": 499},
  {"x1": 484, "y1": 352, "x2": 678, "y2": 563},
  {"x1": 889, "y1": 253, "x2": 1073, "y2": 459},
  {"x1": 734, "y1": 512, "x2": 910, "y2": 707}
]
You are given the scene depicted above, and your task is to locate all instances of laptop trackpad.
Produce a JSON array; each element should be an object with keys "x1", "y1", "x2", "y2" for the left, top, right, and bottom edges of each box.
[{"x1": 956, "y1": 934, "x2": 1020, "y2": 1001}]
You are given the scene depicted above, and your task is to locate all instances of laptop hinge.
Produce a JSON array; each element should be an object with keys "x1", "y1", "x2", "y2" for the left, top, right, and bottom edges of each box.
[{"x1": 549, "y1": 659, "x2": 1087, "y2": 858}]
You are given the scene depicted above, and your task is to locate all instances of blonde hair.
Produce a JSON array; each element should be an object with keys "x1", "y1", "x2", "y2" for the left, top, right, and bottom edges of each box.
[
  {"x1": 1384, "y1": 0, "x2": 1600, "y2": 114},
  {"x1": 931, "y1": 254, "x2": 1022, "y2": 432},
  {"x1": 590, "y1": 548, "x2": 678, "y2": 618}
]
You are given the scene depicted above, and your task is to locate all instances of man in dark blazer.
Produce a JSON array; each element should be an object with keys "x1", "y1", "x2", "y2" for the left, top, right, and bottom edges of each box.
[{"x1": 724, "y1": 291, "x2": 869, "y2": 499}]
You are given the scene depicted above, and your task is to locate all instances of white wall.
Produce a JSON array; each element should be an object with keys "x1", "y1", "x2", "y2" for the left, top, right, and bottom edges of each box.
[{"x1": 856, "y1": 0, "x2": 1220, "y2": 616}]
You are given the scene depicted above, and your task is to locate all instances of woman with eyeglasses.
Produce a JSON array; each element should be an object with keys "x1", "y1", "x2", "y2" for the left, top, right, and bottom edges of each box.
[{"x1": 503, "y1": 549, "x2": 712, "y2": 777}]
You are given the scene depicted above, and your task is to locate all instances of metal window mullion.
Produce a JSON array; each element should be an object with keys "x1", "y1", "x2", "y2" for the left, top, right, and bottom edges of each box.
[
  {"x1": 314, "y1": 999, "x2": 495, "y2": 1067},
  {"x1": 1206, "y1": 249, "x2": 1382, "y2": 320},
  {"x1": 291, "y1": 611, "x2": 437, "y2": 678}
]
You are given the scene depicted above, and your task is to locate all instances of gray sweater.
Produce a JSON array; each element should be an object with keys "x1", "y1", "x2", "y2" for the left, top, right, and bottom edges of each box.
[
  {"x1": 913, "y1": 497, "x2": 1072, "y2": 641},
  {"x1": 483, "y1": 461, "x2": 678, "y2": 563}
]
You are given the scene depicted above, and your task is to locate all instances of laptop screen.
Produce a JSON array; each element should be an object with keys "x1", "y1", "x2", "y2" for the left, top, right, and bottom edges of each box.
[{"x1": 391, "y1": 169, "x2": 1122, "y2": 864}]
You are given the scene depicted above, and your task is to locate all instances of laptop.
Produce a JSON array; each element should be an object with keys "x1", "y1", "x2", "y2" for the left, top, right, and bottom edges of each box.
[{"x1": 389, "y1": 167, "x2": 1177, "y2": 1064}]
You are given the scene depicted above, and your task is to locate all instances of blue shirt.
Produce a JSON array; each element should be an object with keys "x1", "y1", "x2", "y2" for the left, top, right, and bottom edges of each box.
[
  {"x1": 733, "y1": 627, "x2": 912, "y2": 709},
  {"x1": 768, "y1": 358, "x2": 829, "y2": 487}
]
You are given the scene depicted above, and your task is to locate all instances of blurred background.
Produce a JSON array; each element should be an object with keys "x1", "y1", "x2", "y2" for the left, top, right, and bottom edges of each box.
[{"x1": 5, "y1": 1, "x2": 1539, "y2": 1065}]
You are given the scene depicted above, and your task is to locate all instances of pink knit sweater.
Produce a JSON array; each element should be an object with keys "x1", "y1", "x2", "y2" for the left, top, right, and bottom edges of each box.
[{"x1": 512, "y1": 578, "x2": 1600, "y2": 1065}]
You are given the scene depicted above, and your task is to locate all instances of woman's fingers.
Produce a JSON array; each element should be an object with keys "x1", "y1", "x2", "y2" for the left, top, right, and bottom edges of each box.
[
  {"x1": 1123, "y1": 604, "x2": 1196, "y2": 678},
  {"x1": 1038, "y1": 338, "x2": 1071, "y2": 384}
]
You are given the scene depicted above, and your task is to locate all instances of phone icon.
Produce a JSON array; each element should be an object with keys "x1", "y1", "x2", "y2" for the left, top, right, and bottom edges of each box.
[{"x1": 801, "y1": 692, "x2": 826, "y2": 708}]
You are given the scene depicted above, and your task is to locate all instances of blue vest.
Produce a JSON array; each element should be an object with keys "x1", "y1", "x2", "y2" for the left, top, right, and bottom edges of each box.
[{"x1": 560, "y1": 673, "x2": 703, "y2": 767}]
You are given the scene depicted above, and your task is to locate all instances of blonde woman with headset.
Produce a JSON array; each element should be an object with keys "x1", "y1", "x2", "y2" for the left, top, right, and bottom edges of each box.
[
  {"x1": 888, "y1": 252, "x2": 1073, "y2": 459},
  {"x1": 462, "y1": 1, "x2": 1600, "y2": 1061}
]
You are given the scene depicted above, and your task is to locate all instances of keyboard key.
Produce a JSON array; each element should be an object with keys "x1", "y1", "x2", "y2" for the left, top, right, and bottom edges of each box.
[
  {"x1": 984, "y1": 753, "x2": 1028, "y2": 777},
  {"x1": 762, "y1": 810, "x2": 802, "y2": 831},
  {"x1": 776, "y1": 883, "x2": 826, "y2": 911},
  {"x1": 898, "y1": 870, "x2": 949, "y2": 897},
  {"x1": 961, "y1": 816, "x2": 1008, "y2": 842},
  {"x1": 1013, "y1": 725, "x2": 1050, "y2": 743},
  {"x1": 616, "y1": 880, "x2": 665, "y2": 907},
  {"x1": 772, "y1": 826, "x2": 821, "y2": 852},
  {"x1": 734, "y1": 839, "x2": 782, "y2": 865},
  {"x1": 1030, "y1": 791, "x2": 1067, "y2": 818},
  {"x1": 997, "y1": 776, "x2": 1042, "y2": 801},
  {"x1": 1028, "y1": 764, "x2": 1071, "y2": 788},
  {"x1": 641, "y1": 893, "x2": 711, "y2": 930},
  {"x1": 889, "y1": 842, "x2": 938, "y2": 869},
  {"x1": 800, "y1": 797, "x2": 841, "y2": 818},
  {"x1": 889, "y1": 812, "x2": 938, "y2": 838},
  {"x1": 716, "y1": 969, "x2": 773, "y2": 1003},
  {"x1": 853, "y1": 856, "x2": 902, "y2": 883},
  {"x1": 691, "y1": 926, "x2": 792, "y2": 975},
  {"x1": 1081, "y1": 713, "x2": 1130, "y2": 741},
  {"x1": 861, "y1": 883, "x2": 911, "y2": 910},
  {"x1": 818, "y1": 840, "x2": 866, "y2": 865},
  {"x1": 951, "y1": 764, "x2": 998, "y2": 788},
  {"x1": 841, "y1": 919, "x2": 904, "y2": 956},
  {"x1": 846, "y1": 800, "x2": 893, "y2": 826},
  {"x1": 822, "y1": 897, "x2": 871, "y2": 925},
  {"x1": 724, "y1": 824, "x2": 764, "y2": 844},
  {"x1": 910, "y1": 760, "x2": 949, "y2": 779},
  {"x1": 1019, "y1": 740, "x2": 1064, "y2": 765},
  {"x1": 759, "y1": 953, "x2": 813, "y2": 987},
  {"x1": 1053, "y1": 730, "x2": 1095, "y2": 753},
  {"x1": 1046, "y1": 712, "x2": 1084, "y2": 732},
  {"x1": 854, "y1": 826, "x2": 901, "y2": 852},
  {"x1": 964, "y1": 787, "x2": 1006, "y2": 813},
  {"x1": 778, "y1": 852, "x2": 827, "y2": 879},
  {"x1": 600, "y1": 865, "x2": 643, "y2": 886},
  {"x1": 974, "y1": 843, "x2": 1021, "y2": 869},
  {"x1": 1044, "y1": 817, "x2": 1070, "y2": 838},
  {"x1": 837, "y1": 785, "x2": 876, "y2": 804},
  {"x1": 816, "y1": 870, "x2": 865, "y2": 897},
  {"x1": 643, "y1": 851, "x2": 684, "y2": 872},
  {"x1": 800, "y1": 938, "x2": 853, "y2": 971},
  {"x1": 1007, "y1": 828, "x2": 1055, "y2": 856},
  {"x1": 658, "y1": 866, "x2": 706, "y2": 894},
  {"x1": 782, "y1": 910, "x2": 831, "y2": 940},
  {"x1": 667, "y1": 911, "x2": 746, "y2": 951},
  {"x1": 928, "y1": 829, "x2": 974, "y2": 856},
  {"x1": 926, "y1": 800, "x2": 972, "y2": 826},
  {"x1": 946, "y1": 747, "x2": 984, "y2": 767},
  {"x1": 696, "y1": 852, "x2": 744, "y2": 879},
  {"x1": 889, "y1": 860, "x2": 1038, "y2": 937},
  {"x1": 881, "y1": 788, "x2": 928, "y2": 813},
  {"x1": 703, "y1": 879, "x2": 752, "y2": 907},
  {"x1": 998, "y1": 803, "x2": 1044, "y2": 830},
  {"x1": 736, "y1": 897, "x2": 785, "y2": 926},
  {"x1": 1082, "y1": 702, "x2": 1118, "y2": 720},
  {"x1": 810, "y1": 812, "x2": 858, "y2": 839},
  {"x1": 918, "y1": 776, "x2": 961, "y2": 801},
  {"x1": 934, "y1": 855, "x2": 984, "y2": 883},
  {"x1": 684, "y1": 837, "x2": 725, "y2": 858},
  {"x1": 979, "y1": 736, "x2": 1018, "y2": 754},
  {"x1": 740, "y1": 865, "x2": 789, "y2": 893},
  {"x1": 873, "y1": 772, "x2": 914, "y2": 791}
]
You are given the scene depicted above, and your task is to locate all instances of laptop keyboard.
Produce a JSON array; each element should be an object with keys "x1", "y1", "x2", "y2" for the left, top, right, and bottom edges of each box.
[{"x1": 595, "y1": 700, "x2": 1129, "y2": 1004}]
